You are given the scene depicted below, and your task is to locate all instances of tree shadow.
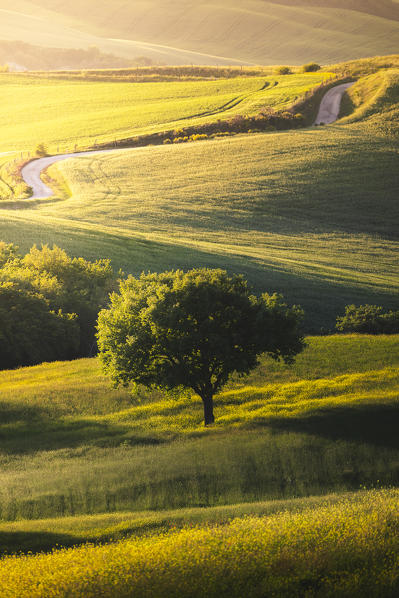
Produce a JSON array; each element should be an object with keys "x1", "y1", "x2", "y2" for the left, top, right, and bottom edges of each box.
[
  {"x1": 261, "y1": 402, "x2": 399, "y2": 450},
  {"x1": 0, "y1": 531, "x2": 81, "y2": 556},
  {"x1": 0, "y1": 401, "x2": 52, "y2": 424},
  {"x1": 0, "y1": 407, "x2": 163, "y2": 455}
]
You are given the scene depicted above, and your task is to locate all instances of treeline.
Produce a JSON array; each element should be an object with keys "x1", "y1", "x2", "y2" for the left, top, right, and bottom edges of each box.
[
  {"x1": 23, "y1": 65, "x2": 270, "y2": 83},
  {"x1": 0, "y1": 41, "x2": 154, "y2": 72},
  {"x1": 0, "y1": 243, "x2": 117, "y2": 370}
]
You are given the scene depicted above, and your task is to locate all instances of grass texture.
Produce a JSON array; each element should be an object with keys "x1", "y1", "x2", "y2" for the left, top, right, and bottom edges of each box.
[
  {"x1": 1, "y1": 67, "x2": 397, "y2": 329},
  {"x1": 1, "y1": 0, "x2": 399, "y2": 65},
  {"x1": 0, "y1": 71, "x2": 330, "y2": 154},
  {"x1": 0, "y1": 489, "x2": 397, "y2": 597},
  {"x1": 0, "y1": 335, "x2": 398, "y2": 523}
]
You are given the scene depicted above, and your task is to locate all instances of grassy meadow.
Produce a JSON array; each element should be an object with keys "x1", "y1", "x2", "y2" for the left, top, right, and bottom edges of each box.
[
  {"x1": 1, "y1": 64, "x2": 398, "y2": 330},
  {"x1": 0, "y1": 489, "x2": 398, "y2": 598},
  {"x1": 0, "y1": 334, "x2": 398, "y2": 594},
  {"x1": 0, "y1": 53, "x2": 398, "y2": 595},
  {"x1": 0, "y1": 334, "x2": 398, "y2": 531},
  {"x1": 0, "y1": 71, "x2": 331, "y2": 154}
]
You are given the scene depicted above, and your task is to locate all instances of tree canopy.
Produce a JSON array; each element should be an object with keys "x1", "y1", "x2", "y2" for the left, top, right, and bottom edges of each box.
[
  {"x1": 336, "y1": 304, "x2": 399, "y2": 334},
  {"x1": 0, "y1": 242, "x2": 117, "y2": 369},
  {"x1": 97, "y1": 269, "x2": 305, "y2": 425}
]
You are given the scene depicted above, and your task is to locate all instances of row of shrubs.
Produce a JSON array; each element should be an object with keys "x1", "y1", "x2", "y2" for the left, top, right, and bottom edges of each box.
[
  {"x1": 275, "y1": 62, "x2": 321, "y2": 75},
  {"x1": 156, "y1": 110, "x2": 307, "y2": 146},
  {"x1": 95, "y1": 76, "x2": 347, "y2": 153},
  {"x1": 336, "y1": 304, "x2": 399, "y2": 334}
]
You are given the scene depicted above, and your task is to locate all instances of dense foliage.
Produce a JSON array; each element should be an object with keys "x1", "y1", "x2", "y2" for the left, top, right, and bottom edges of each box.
[
  {"x1": 337, "y1": 304, "x2": 399, "y2": 334},
  {"x1": 0, "y1": 243, "x2": 116, "y2": 369},
  {"x1": 97, "y1": 268, "x2": 305, "y2": 424}
]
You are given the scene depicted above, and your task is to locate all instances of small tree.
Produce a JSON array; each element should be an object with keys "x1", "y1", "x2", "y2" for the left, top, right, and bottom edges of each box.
[
  {"x1": 97, "y1": 269, "x2": 305, "y2": 425},
  {"x1": 336, "y1": 304, "x2": 399, "y2": 334},
  {"x1": 35, "y1": 143, "x2": 48, "y2": 157},
  {"x1": 302, "y1": 62, "x2": 321, "y2": 72},
  {"x1": 275, "y1": 66, "x2": 291, "y2": 75}
]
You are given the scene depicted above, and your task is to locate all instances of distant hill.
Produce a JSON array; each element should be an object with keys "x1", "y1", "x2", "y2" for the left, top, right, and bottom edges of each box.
[
  {"x1": 268, "y1": 0, "x2": 399, "y2": 21},
  {"x1": 0, "y1": 41, "x2": 155, "y2": 71},
  {"x1": 0, "y1": 0, "x2": 399, "y2": 66}
]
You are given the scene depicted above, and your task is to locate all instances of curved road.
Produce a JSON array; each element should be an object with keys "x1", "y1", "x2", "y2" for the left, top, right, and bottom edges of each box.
[
  {"x1": 21, "y1": 82, "x2": 354, "y2": 200},
  {"x1": 21, "y1": 150, "x2": 117, "y2": 200},
  {"x1": 314, "y1": 82, "x2": 354, "y2": 125}
]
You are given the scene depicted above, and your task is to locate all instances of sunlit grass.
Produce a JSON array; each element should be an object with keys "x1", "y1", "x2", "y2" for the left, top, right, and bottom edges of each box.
[
  {"x1": 0, "y1": 335, "x2": 397, "y2": 523},
  {"x1": 0, "y1": 488, "x2": 397, "y2": 597},
  {"x1": 2, "y1": 121, "x2": 396, "y2": 330},
  {"x1": 0, "y1": 66, "x2": 397, "y2": 331},
  {"x1": 4, "y1": 0, "x2": 399, "y2": 66},
  {"x1": 0, "y1": 72, "x2": 330, "y2": 154}
]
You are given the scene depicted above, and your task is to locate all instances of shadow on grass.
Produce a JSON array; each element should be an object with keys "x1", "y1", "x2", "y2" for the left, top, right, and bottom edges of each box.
[
  {"x1": 0, "y1": 519, "x2": 170, "y2": 556},
  {"x1": 0, "y1": 214, "x2": 397, "y2": 334},
  {"x1": 0, "y1": 413, "x2": 163, "y2": 455},
  {"x1": 0, "y1": 401, "x2": 52, "y2": 424},
  {"x1": 0, "y1": 531, "x2": 81, "y2": 556},
  {"x1": 263, "y1": 402, "x2": 399, "y2": 449}
]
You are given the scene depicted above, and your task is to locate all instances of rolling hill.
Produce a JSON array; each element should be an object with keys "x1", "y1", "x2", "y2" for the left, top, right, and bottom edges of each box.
[
  {"x1": 0, "y1": 59, "x2": 397, "y2": 331},
  {"x1": 0, "y1": 1, "x2": 399, "y2": 66},
  {"x1": 0, "y1": 334, "x2": 398, "y2": 596}
]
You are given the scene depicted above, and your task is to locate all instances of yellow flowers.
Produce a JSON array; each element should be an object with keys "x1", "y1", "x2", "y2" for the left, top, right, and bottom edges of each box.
[{"x1": 0, "y1": 489, "x2": 397, "y2": 597}]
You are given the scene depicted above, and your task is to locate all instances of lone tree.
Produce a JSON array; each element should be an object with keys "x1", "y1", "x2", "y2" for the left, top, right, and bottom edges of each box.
[{"x1": 97, "y1": 269, "x2": 305, "y2": 425}]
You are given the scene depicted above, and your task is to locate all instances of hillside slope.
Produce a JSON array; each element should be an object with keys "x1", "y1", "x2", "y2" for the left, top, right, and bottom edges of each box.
[
  {"x1": 0, "y1": 335, "x2": 397, "y2": 523},
  {"x1": 1, "y1": 1, "x2": 399, "y2": 65},
  {"x1": 1, "y1": 63, "x2": 397, "y2": 330}
]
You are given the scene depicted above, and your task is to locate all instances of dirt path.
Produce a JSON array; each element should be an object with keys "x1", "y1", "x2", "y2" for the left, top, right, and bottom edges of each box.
[
  {"x1": 20, "y1": 150, "x2": 122, "y2": 200},
  {"x1": 21, "y1": 83, "x2": 354, "y2": 199},
  {"x1": 314, "y1": 82, "x2": 354, "y2": 125}
]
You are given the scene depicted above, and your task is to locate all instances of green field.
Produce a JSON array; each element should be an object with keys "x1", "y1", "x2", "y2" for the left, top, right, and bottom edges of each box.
[
  {"x1": 0, "y1": 334, "x2": 397, "y2": 527},
  {"x1": 0, "y1": 64, "x2": 398, "y2": 330},
  {"x1": 0, "y1": 335, "x2": 398, "y2": 595},
  {"x1": 0, "y1": 71, "x2": 331, "y2": 154},
  {"x1": 0, "y1": 489, "x2": 398, "y2": 597},
  {"x1": 0, "y1": 54, "x2": 398, "y2": 595},
  {"x1": 1, "y1": 0, "x2": 399, "y2": 66}
]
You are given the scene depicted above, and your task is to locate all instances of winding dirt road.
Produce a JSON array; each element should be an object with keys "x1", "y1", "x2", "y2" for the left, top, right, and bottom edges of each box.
[
  {"x1": 21, "y1": 82, "x2": 354, "y2": 200},
  {"x1": 21, "y1": 150, "x2": 118, "y2": 200},
  {"x1": 314, "y1": 82, "x2": 354, "y2": 125}
]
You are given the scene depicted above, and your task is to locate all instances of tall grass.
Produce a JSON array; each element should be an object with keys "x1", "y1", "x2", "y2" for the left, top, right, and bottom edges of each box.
[
  {"x1": 0, "y1": 336, "x2": 397, "y2": 522},
  {"x1": 0, "y1": 428, "x2": 397, "y2": 522},
  {"x1": 0, "y1": 489, "x2": 397, "y2": 597}
]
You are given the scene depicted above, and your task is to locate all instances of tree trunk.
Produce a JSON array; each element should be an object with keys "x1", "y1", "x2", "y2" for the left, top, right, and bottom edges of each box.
[{"x1": 201, "y1": 394, "x2": 215, "y2": 426}]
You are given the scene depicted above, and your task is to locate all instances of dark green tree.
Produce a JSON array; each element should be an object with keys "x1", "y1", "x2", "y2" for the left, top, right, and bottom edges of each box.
[
  {"x1": 21, "y1": 245, "x2": 117, "y2": 355},
  {"x1": 336, "y1": 304, "x2": 399, "y2": 334},
  {"x1": 0, "y1": 282, "x2": 79, "y2": 369},
  {"x1": 97, "y1": 269, "x2": 305, "y2": 425},
  {"x1": 0, "y1": 243, "x2": 117, "y2": 369}
]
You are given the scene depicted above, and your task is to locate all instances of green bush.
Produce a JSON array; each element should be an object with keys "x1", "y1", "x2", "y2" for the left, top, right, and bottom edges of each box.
[
  {"x1": 336, "y1": 304, "x2": 399, "y2": 334},
  {"x1": 302, "y1": 62, "x2": 321, "y2": 72},
  {"x1": 35, "y1": 143, "x2": 49, "y2": 157},
  {"x1": 0, "y1": 282, "x2": 79, "y2": 369},
  {"x1": 275, "y1": 66, "x2": 291, "y2": 75},
  {"x1": 0, "y1": 244, "x2": 117, "y2": 368},
  {"x1": 190, "y1": 134, "x2": 208, "y2": 142}
]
